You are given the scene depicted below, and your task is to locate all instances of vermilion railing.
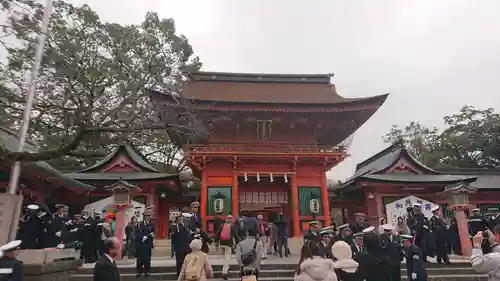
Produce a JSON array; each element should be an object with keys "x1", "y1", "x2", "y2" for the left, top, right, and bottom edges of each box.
[{"x1": 186, "y1": 144, "x2": 344, "y2": 154}]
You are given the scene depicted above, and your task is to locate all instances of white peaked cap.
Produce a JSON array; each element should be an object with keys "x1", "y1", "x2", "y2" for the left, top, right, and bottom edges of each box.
[
  {"x1": 382, "y1": 223, "x2": 394, "y2": 231},
  {"x1": 27, "y1": 204, "x2": 39, "y2": 210},
  {"x1": 431, "y1": 205, "x2": 440, "y2": 212},
  {"x1": 0, "y1": 251, "x2": 3, "y2": 258},
  {"x1": 362, "y1": 226, "x2": 375, "y2": 233},
  {"x1": 0, "y1": 240, "x2": 22, "y2": 252},
  {"x1": 181, "y1": 212, "x2": 193, "y2": 218},
  {"x1": 413, "y1": 203, "x2": 422, "y2": 207}
]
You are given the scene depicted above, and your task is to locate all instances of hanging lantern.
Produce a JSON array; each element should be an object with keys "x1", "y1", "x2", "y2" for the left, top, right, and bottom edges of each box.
[
  {"x1": 270, "y1": 173, "x2": 274, "y2": 182},
  {"x1": 257, "y1": 172, "x2": 260, "y2": 182},
  {"x1": 284, "y1": 173, "x2": 288, "y2": 183},
  {"x1": 310, "y1": 199, "x2": 320, "y2": 214},
  {"x1": 244, "y1": 172, "x2": 248, "y2": 182}
]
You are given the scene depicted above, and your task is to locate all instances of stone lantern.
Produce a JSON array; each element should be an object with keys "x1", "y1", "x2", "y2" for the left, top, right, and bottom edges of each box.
[
  {"x1": 104, "y1": 180, "x2": 142, "y2": 259},
  {"x1": 437, "y1": 181, "x2": 477, "y2": 256}
]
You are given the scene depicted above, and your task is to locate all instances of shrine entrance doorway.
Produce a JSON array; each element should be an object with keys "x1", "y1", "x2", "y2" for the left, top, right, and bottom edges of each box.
[{"x1": 238, "y1": 180, "x2": 291, "y2": 231}]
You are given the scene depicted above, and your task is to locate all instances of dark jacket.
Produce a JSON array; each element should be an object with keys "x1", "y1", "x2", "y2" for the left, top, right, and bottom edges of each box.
[
  {"x1": 0, "y1": 256, "x2": 23, "y2": 281},
  {"x1": 404, "y1": 244, "x2": 428, "y2": 281},
  {"x1": 171, "y1": 222, "x2": 192, "y2": 254},
  {"x1": 93, "y1": 255, "x2": 120, "y2": 281}
]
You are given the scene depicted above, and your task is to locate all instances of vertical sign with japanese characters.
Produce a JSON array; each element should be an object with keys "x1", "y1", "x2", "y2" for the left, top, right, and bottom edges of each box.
[{"x1": 385, "y1": 195, "x2": 438, "y2": 226}]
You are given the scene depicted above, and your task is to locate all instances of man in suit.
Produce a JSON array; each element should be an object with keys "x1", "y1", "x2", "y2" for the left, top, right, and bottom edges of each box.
[
  {"x1": 318, "y1": 228, "x2": 333, "y2": 258},
  {"x1": 93, "y1": 237, "x2": 121, "y2": 281},
  {"x1": 172, "y1": 213, "x2": 193, "y2": 276},
  {"x1": 351, "y1": 232, "x2": 364, "y2": 261}
]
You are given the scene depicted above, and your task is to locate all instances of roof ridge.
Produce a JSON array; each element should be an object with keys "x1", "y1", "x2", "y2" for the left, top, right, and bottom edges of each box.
[{"x1": 355, "y1": 141, "x2": 402, "y2": 170}]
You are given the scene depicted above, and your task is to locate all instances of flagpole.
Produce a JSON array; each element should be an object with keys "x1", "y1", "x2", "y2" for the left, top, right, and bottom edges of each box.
[{"x1": 7, "y1": 0, "x2": 53, "y2": 195}]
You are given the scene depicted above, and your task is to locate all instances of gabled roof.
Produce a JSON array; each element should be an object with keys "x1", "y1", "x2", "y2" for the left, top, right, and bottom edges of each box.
[
  {"x1": 337, "y1": 141, "x2": 477, "y2": 191},
  {"x1": 0, "y1": 126, "x2": 95, "y2": 191},
  {"x1": 78, "y1": 143, "x2": 160, "y2": 173},
  {"x1": 181, "y1": 71, "x2": 388, "y2": 105}
]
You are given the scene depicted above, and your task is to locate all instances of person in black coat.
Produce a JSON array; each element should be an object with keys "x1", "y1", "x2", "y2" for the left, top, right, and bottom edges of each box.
[
  {"x1": 349, "y1": 213, "x2": 370, "y2": 234},
  {"x1": 351, "y1": 232, "x2": 365, "y2": 262},
  {"x1": 172, "y1": 214, "x2": 193, "y2": 276},
  {"x1": 401, "y1": 235, "x2": 427, "y2": 281},
  {"x1": 380, "y1": 224, "x2": 403, "y2": 281},
  {"x1": 134, "y1": 211, "x2": 155, "y2": 277},
  {"x1": 0, "y1": 240, "x2": 24, "y2": 281},
  {"x1": 487, "y1": 208, "x2": 500, "y2": 232},
  {"x1": 429, "y1": 206, "x2": 450, "y2": 264},
  {"x1": 356, "y1": 228, "x2": 391, "y2": 281},
  {"x1": 318, "y1": 228, "x2": 333, "y2": 259},
  {"x1": 93, "y1": 237, "x2": 121, "y2": 281}
]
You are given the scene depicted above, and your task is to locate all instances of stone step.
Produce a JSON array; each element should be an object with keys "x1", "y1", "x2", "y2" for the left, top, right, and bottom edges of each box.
[
  {"x1": 74, "y1": 264, "x2": 475, "y2": 277},
  {"x1": 71, "y1": 274, "x2": 487, "y2": 281}
]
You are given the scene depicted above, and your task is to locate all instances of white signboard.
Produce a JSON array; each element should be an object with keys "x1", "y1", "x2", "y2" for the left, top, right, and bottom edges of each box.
[{"x1": 385, "y1": 195, "x2": 438, "y2": 226}]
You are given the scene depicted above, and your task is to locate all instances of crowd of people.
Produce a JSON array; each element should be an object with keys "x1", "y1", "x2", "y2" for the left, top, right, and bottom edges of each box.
[{"x1": 3, "y1": 200, "x2": 500, "y2": 281}]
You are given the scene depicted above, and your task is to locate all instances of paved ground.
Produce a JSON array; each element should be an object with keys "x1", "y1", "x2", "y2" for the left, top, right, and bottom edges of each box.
[{"x1": 81, "y1": 254, "x2": 470, "y2": 268}]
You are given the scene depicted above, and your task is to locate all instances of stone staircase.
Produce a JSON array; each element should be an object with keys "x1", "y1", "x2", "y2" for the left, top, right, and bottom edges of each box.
[
  {"x1": 152, "y1": 237, "x2": 305, "y2": 258},
  {"x1": 72, "y1": 260, "x2": 485, "y2": 281},
  {"x1": 152, "y1": 239, "x2": 172, "y2": 258}
]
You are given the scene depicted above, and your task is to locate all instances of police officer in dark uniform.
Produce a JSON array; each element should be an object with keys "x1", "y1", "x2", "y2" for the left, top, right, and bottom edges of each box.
[
  {"x1": 380, "y1": 224, "x2": 403, "y2": 281},
  {"x1": 135, "y1": 210, "x2": 155, "y2": 277},
  {"x1": 350, "y1": 232, "x2": 364, "y2": 261},
  {"x1": 429, "y1": 206, "x2": 450, "y2": 264},
  {"x1": 318, "y1": 228, "x2": 333, "y2": 259},
  {"x1": 349, "y1": 213, "x2": 370, "y2": 234},
  {"x1": 0, "y1": 240, "x2": 24, "y2": 281},
  {"x1": 17, "y1": 204, "x2": 39, "y2": 249},
  {"x1": 334, "y1": 224, "x2": 354, "y2": 245},
  {"x1": 47, "y1": 204, "x2": 68, "y2": 247},
  {"x1": 303, "y1": 221, "x2": 320, "y2": 243},
  {"x1": 401, "y1": 235, "x2": 428, "y2": 281},
  {"x1": 468, "y1": 208, "x2": 488, "y2": 238},
  {"x1": 411, "y1": 203, "x2": 429, "y2": 262}
]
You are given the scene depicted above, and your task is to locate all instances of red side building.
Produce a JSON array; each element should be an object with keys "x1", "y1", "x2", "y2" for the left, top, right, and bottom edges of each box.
[
  {"x1": 152, "y1": 71, "x2": 388, "y2": 236},
  {"x1": 63, "y1": 143, "x2": 184, "y2": 238},
  {"x1": 331, "y1": 141, "x2": 484, "y2": 224}
]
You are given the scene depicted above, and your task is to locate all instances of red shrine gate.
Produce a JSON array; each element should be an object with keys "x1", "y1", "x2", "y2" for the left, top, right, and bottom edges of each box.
[{"x1": 151, "y1": 71, "x2": 388, "y2": 237}]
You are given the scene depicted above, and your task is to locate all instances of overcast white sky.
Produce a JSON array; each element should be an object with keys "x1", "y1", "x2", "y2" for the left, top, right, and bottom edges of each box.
[{"x1": 71, "y1": 0, "x2": 499, "y2": 180}]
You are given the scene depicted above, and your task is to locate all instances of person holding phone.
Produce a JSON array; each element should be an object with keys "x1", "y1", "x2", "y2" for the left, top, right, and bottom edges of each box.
[{"x1": 471, "y1": 229, "x2": 500, "y2": 281}]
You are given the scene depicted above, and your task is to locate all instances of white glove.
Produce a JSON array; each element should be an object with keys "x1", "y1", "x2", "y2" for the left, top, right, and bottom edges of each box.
[
  {"x1": 55, "y1": 231, "x2": 62, "y2": 237},
  {"x1": 84, "y1": 223, "x2": 90, "y2": 226},
  {"x1": 411, "y1": 273, "x2": 417, "y2": 280},
  {"x1": 70, "y1": 228, "x2": 78, "y2": 232},
  {"x1": 56, "y1": 244, "x2": 65, "y2": 249},
  {"x1": 142, "y1": 236, "x2": 147, "y2": 242}
]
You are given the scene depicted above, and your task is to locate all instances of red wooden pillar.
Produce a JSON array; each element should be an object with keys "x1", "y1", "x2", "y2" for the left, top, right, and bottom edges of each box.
[
  {"x1": 201, "y1": 170, "x2": 208, "y2": 232},
  {"x1": 232, "y1": 172, "x2": 239, "y2": 217},
  {"x1": 291, "y1": 174, "x2": 301, "y2": 237},
  {"x1": 321, "y1": 171, "x2": 331, "y2": 226},
  {"x1": 455, "y1": 207, "x2": 472, "y2": 256}
]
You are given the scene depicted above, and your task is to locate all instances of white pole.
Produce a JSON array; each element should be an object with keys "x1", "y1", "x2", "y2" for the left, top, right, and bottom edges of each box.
[{"x1": 7, "y1": 0, "x2": 53, "y2": 194}]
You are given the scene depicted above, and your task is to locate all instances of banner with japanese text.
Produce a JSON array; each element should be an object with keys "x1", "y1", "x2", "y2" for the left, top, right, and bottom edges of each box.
[{"x1": 385, "y1": 195, "x2": 438, "y2": 226}]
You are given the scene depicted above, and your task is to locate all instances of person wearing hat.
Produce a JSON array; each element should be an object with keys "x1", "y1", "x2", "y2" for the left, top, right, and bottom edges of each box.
[
  {"x1": 401, "y1": 235, "x2": 428, "y2": 281},
  {"x1": 303, "y1": 221, "x2": 321, "y2": 243},
  {"x1": 429, "y1": 206, "x2": 450, "y2": 264},
  {"x1": 410, "y1": 203, "x2": 430, "y2": 262},
  {"x1": 17, "y1": 204, "x2": 40, "y2": 249},
  {"x1": 172, "y1": 213, "x2": 193, "y2": 276},
  {"x1": 380, "y1": 223, "x2": 403, "y2": 281},
  {"x1": 0, "y1": 240, "x2": 23, "y2": 281},
  {"x1": 350, "y1": 213, "x2": 370, "y2": 234},
  {"x1": 487, "y1": 207, "x2": 500, "y2": 232},
  {"x1": 469, "y1": 208, "x2": 489, "y2": 240},
  {"x1": 334, "y1": 224, "x2": 353, "y2": 245},
  {"x1": 46, "y1": 204, "x2": 69, "y2": 247},
  {"x1": 318, "y1": 227, "x2": 334, "y2": 259},
  {"x1": 134, "y1": 210, "x2": 155, "y2": 277},
  {"x1": 351, "y1": 232, "x2": 364, "y2": 261}
]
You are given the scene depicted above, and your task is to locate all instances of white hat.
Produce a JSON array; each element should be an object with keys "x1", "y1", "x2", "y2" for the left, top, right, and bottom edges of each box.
[
  {"x1": 413, "y1": 203, "x2": 422, "y2": 208},
  {"x1": 362, "y1": 226, "x2": 375, "y2": 233},
  {"x1": 0, "y1": 251, "x2": 3, "y2": 258},
  {"x1": 382, "y1": 223, "x2": 394, "y2": 231},
  {"x1": 431, "y1": 205, "x2": 440, "y2": 212},
  {"x1": 181, "y1": 212, "x2": 193, "y2": 218},
  {"x1": 0, "y1": 240, "x2": 22, "y2": 252},
  {"x1": 472, "y1": 208, "x2": 480, "y2": 212},
  {"x1": 27, "y1": 204, "x2": 39, "y2": 211},
  {"x1": 339, "y1": 223, "x2": 350, "y2": 230}
]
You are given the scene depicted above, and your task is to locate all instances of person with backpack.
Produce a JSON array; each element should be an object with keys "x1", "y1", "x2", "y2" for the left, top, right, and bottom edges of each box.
[
  {"x1": 215, "y1": 215, "x2": 240, "y2": 280},
  {"x1": 177, "y1": 238, "x2": 213, "y2": 281},
  {"x1": 235, "y1": 229, "x2": 264, "y2": 280}
]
